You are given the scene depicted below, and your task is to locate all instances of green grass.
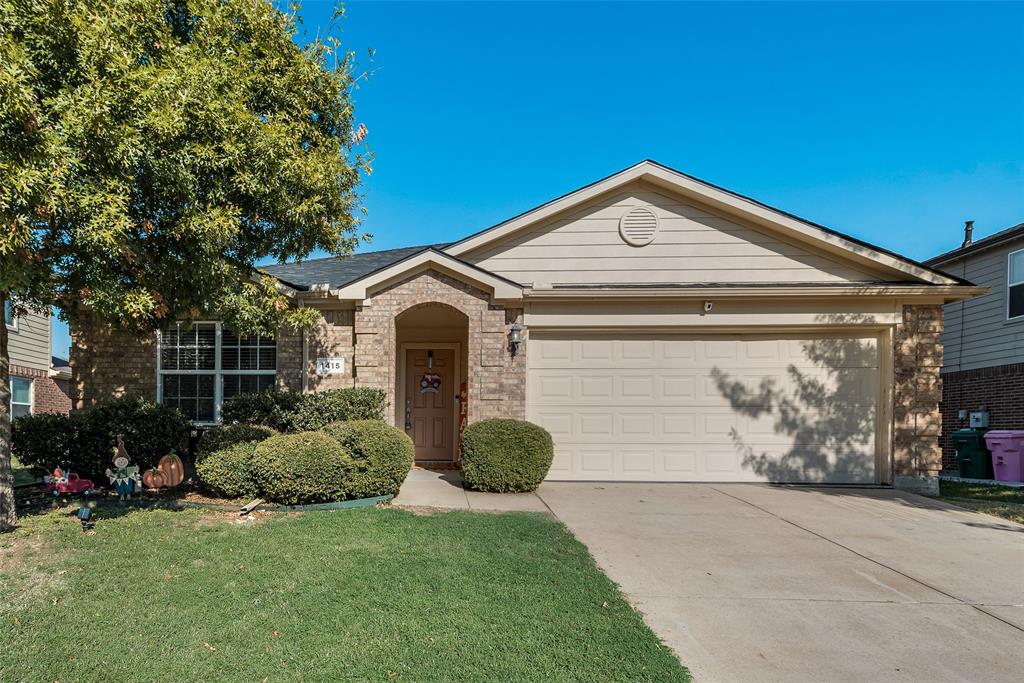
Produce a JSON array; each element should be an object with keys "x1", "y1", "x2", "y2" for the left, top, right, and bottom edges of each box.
[
  {"x1": 939, "y1": 480, "x2": 1024, "y2": 525},
  {"x1": 10, "y1": 455, "x2": 38, "y2": 487},
  {"x1": 0, "y1": 506, "x2": 689, "y2": 682}
]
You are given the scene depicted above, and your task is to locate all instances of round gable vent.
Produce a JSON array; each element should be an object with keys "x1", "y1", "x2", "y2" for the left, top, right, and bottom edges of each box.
[{"x1": 619, "y1": 207, "x2": 659, "y2": 246}]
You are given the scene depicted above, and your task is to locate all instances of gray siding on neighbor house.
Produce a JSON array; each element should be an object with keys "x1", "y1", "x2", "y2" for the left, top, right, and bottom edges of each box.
[
  {"x1": 7, "y1": 308, "x2": 52, "y2": 372},
  {"x1": 938, "y1": 234, "x2": 1024, "y2": 373}
]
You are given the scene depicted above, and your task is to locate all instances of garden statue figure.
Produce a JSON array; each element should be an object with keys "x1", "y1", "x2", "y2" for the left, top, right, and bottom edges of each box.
[{"x1": 105, "y1": 435, "x2": 142, "y2": 500}]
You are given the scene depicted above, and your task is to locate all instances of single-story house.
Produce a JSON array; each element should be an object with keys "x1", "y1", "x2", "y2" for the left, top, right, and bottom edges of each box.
[
  {"x1": 924, "y1": 221, "x2": 1024, "y2": 471},
  {"x1": 71, "y1": 160, "x2": 983, "y2": 489}
]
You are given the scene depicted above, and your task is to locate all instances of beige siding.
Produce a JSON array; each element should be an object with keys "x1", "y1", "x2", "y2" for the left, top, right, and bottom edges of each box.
[
  {"x1": 7, "y1": 308, "x2": 51, "y2": 372},
  {"x1": 524, "y1": 298, "x2": 903, "y2": 329},
  {"x1": 938, "y1": 236, "x2": 1024, "y2": 372},
  {"x1": 464, "y1": 180, "x2": 889, "y2": 287}
]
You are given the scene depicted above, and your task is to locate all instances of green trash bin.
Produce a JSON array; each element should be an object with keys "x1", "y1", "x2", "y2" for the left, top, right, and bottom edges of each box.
[{"x1": 951, "y1": 428, "x2": 993, "y2": 479}]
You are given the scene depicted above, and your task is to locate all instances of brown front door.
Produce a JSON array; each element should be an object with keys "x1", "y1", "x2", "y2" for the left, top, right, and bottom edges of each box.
[{"x1": 405, "y1": 348, "x2": 455, "y2": 462}]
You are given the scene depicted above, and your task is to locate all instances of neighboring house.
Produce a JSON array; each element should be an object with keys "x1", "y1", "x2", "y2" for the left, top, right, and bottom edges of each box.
[
  {"x1": 71, "y1": 161, "x2": 982, "y2": 489},
  {"x1": 5, "y1": 301, "x2": 72, "y2": 419},
  {"x1": 923, "y1": 222, "x2": 1024, "y2": 471}
]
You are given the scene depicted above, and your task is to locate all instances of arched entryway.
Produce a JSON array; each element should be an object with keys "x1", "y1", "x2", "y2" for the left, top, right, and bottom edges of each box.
[{"x1": 395, "y1": 303, "x2": 469, "y2": 463}]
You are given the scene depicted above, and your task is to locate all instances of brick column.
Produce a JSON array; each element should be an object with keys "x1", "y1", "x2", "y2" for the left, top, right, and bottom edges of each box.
[{"x1": 892, "y1": 304, "x2": 943, "y2": 492}]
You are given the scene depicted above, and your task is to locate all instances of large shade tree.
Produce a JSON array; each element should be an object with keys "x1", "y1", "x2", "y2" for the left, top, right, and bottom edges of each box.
[{"x1": 0, "y1": 0, "x2": 369, "y2": 530}]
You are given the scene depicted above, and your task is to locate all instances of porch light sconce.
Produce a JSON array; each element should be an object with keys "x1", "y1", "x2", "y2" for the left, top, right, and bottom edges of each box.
[{"x1": 509, "y1": 321, "x2": 522, "y2": 357}]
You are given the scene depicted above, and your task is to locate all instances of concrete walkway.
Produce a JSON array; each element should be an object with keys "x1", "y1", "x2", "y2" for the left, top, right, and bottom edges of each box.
[
  {"x1": 538, "y1": 483, "x2": 1024, "y2": 683},
  {"x1": 393, "y1": 467, "x2": 549, "y2": 513}
]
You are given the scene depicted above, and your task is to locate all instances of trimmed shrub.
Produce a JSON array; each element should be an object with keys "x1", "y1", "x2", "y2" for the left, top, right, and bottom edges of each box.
[
  {"x1": 286, "y1": 389, "x2": 388, "y2": 431},
  {"x1": 84, "y1": 396, "x2": 190, "y2": 469},
  {"x1": 11, "y1": 412, "x2": 80, "y2": 476},
  {"x1": 250, "y1": 432, "x2": 352, "y2": 505},
  {"x1": 460, "y1": 419, "x2": 554, "y2": 493},
  {"x1": 221, "y1": 391, "x2": 302, "y2": 432},
  {"x1": 195, "y1": 442, "x2": 259, "y2": 499},
  {"x1": 221, "y1": 388, "x2": 387, "y2": 432},
  {"x1": 12, "y1": 397, "x2": 189, "y2": 480},
  {"x1": 197, "y1": 424, "x2": 278, "y2": 459},
  {"x1": 321, "y1": 420, "x2": 414, "y2": 498}
]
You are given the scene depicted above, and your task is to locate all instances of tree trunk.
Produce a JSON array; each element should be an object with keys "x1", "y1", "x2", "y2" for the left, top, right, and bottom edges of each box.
[{"x1": 0, "y1": 290, "x2": 15, "y2": 532}]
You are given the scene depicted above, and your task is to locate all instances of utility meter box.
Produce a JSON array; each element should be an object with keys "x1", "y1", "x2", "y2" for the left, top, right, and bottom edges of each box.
[{"x1": 969, "y1": 411, "x2": 990, "y2": 429}]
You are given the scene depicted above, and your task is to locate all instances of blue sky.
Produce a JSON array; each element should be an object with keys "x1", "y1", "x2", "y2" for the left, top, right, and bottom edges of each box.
[{"x1": 52, "y1": 1, "x2": 1024, "y2": 356}]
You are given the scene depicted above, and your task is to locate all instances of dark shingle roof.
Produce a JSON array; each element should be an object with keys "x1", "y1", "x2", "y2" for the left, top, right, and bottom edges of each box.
[
  {"x1": 260, "y1": 244, "x2": 450, "y2": 291},
  {"x1": 924, "y1": 223, "x2": 1024, "y2": 267}
]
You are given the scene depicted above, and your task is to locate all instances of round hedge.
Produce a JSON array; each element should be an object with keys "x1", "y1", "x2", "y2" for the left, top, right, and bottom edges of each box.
[
  {"x1": 321, "y1": 420, "x2": 414, "y2": 499},
  {"x1": 195, "y1": 442, "x2": 259, "y2": 499},
  {"x1": 251, "y1": 431, "x2": 352, "y2": 505},
  {"x1": 197, "y1": 424, "x2": 278, "y2": 459},
  {"x1": 460, "y1": 419, "x2": 554, "y2": 493}
]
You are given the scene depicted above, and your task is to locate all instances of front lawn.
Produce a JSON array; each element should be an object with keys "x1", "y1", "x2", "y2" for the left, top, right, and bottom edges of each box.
[
  {"x1": 1, "y1": 506, "x2": 688, "y2": 682},
  {"x1": 11, "y1": 455, "x2": 38, "y2": 487},
  {"x1": 939, "y1": 480, "x2": 1024, "y2": 525}
]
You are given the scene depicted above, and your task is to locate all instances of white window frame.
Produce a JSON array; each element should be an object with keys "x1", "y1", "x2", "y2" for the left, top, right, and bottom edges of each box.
[
  {"x1": 10, "y1": 376, "x2": 33, "y2": 419},
  {"x1": 3, "y1": 300, "x2": 17, "y2": 332},
  {"x1": 155, "y1": 321, "x2": 277, "y2": 425},
  {"x1": 1008, "y1": 248, "x2": 1024, "y2": 321}
]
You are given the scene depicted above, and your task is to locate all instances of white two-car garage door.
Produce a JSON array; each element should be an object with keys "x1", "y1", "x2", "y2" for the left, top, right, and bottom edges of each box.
[{"x1": 527, "y1": 333, "x2": 881, "y2": 484}]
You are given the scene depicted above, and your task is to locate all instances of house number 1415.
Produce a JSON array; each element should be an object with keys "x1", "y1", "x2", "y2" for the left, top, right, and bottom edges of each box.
[{"x1": 315, "y1": 357, "x2": 346, "y2": 375}]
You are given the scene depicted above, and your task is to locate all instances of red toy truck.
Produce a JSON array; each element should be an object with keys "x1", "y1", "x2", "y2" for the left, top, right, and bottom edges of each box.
[{"x1": 43, "y1": 467, "x2": 95, "y2": 496}]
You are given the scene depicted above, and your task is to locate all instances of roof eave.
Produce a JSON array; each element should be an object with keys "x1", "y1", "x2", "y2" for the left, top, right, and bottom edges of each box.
[
  {"x1": 525, "y1": 284, "x2": 987, "y2": 303},
  {"x1": 329, "y1": 248, "x2": 524, "y2": 302}
]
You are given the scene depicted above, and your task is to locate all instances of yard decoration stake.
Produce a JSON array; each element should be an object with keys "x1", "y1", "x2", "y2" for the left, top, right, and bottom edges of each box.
[
  {"x1": 142, "y1": 467, "x2": 166, "y2": 490},
  {"x1": 157, "y1": 453, "x2": 185, "y2": 488},
  {"x1": 106, "y1": 435, "x2": 142, "y2": 500},
  {"x1": 43, "y1": 467, "x2": 95, "y2": 497}
]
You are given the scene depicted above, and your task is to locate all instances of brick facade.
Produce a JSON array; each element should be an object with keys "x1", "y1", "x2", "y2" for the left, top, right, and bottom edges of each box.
[
  {"x1": 352, "y1": 269, "x2": 525, "y2": 425},
  {"x1": 71, "y1": 270, "x2": 526, "y2": 430},
  {"x1": 939, "y1": 362, "x2": 1024, "y2": 471},
  {"x1": 70, "y1": 311, "x2": 157, "y2": 409},
  {"x1": 10, "y1": 364, "x2": 71, "y2": 415},
  {"x1": 69, "y1": 293, "x2": 948, "y2": 486},
  {"x1": 892, "y1": 304, "x2": 944, "y2": 483}
]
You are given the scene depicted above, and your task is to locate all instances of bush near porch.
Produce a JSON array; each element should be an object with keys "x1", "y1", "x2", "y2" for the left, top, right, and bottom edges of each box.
[
  {"x1": 221, "y1": 388, "x2": 386, "y2": 432},
  {"x1": 321, "y1": 420, "x2": 415, "y2": 499},
  {"x1": 461, "y1": 419, "x2": 555, "y2": 493},
  {"x1": 197, "y1": 423, "x2": 414, "y2": 504}
]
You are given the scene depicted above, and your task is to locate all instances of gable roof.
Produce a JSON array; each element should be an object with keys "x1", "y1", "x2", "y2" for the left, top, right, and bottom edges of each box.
[
  {"x1": 259, "y1": 160, "x2": 974, "y2": 296},
  {"x1": 331, "y1": 248, "x2": 523, "y2": 300},
  {"x1": 924, "y1": 223, "x2": 1024, "y2": 267},
  {"x1": 445, "y1": 160, "x2": 967, "y2": 286},
  {"x1": 260, "y1": 244, "x2": 450, "y2": 291}
]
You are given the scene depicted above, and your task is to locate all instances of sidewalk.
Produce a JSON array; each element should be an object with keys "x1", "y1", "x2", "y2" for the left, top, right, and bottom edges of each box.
[{"x1": 393, "y1": 467, "x2": 549, "y2": 513}]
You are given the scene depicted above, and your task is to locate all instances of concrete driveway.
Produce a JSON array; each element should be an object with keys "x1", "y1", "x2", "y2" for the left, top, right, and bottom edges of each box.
[{"x1": 536, "y1": 483, "x2": 1024, "y2": 683}]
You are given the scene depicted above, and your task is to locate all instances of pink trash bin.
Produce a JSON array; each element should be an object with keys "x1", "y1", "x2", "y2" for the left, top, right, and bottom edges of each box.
[{"x1": 982, "y1": 430, "x2": 1024, "y2": 483}]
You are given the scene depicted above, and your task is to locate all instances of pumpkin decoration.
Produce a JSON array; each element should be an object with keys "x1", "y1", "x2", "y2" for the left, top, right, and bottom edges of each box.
[
  {"x1": 157, "y1": 453, "x2": 185, "y2": 488},
  {"x1": 142, "y1": 467, "x2": 165, "y2": 490}
]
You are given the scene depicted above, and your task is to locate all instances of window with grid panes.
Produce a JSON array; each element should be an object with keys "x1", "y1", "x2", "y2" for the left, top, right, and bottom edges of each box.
[{"x1": 157, "y1": 322, "x2": 276, "y2": 423}]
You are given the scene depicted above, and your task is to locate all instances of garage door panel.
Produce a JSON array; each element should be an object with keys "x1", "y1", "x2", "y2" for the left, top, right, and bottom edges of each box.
[
  {"x1": 531, "y1": 368, "x2": 877, "y2": 407},
  {"x1": 528, "y1": 333, "x2": 880, "y2": 483}
]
